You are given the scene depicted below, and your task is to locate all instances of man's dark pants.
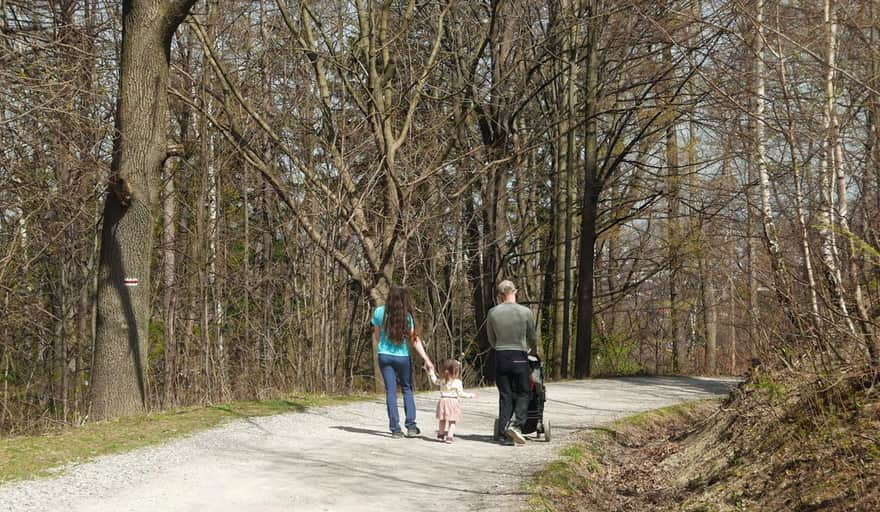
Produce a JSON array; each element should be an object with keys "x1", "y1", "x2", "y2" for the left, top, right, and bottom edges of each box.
[{"x1": 495, "y1": 350, "x2": 531, "y2": 431}]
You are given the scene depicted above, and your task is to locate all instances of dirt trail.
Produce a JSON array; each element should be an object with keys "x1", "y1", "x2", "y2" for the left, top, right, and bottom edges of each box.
[{"x1": 0, "y1": 376, "x2": 737, "y2": 512}]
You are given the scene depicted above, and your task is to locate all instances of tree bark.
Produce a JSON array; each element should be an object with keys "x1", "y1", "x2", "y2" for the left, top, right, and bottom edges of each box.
[
  {"x1": 665, "y1": 43, "x2": 682, "y2": 373},
  {"x1": 866, "y1": 0, "x2": 880, "y2": 366},
  {"x1": 161, "y1": 156, "x2": 177, "y2": 406},
  {"x1": 560, "y1": 0, "x2": 578, "y2": 379},
  {"x1": 91, "y1": 0, "x2": 197, "y2": 421},
  {"x1": 699, "y1": 255, "x2": 717, "y2": 375},
  {"x1": 817, "y1": 0, "x2": 856, "y2": 346},
  {"x1": 202, "y1": 0, "x2": 225, "y2": 396},
  {"x1": 825, "y1": 0, "x2": 876, "y2": 360},
  {"x1": 753, "y1": 0, "x2": 790, "y2": 324},
  {"x1": 575, "y1": 6, "x2": 599, "y2": 379}
]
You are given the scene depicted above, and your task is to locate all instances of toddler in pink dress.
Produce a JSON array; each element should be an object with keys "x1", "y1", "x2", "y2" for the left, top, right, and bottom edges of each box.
[{"x1": 427, "y1": 359, "x2": 476, "y2": 443}]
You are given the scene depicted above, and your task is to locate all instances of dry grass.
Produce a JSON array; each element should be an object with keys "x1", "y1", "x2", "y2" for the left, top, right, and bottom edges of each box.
[
  {"x1": 527, "y1": 400, "x2": 719, "y2": 512},
  {"x1": 528, "y1": 367, "x2": 880, "y2": 512}
]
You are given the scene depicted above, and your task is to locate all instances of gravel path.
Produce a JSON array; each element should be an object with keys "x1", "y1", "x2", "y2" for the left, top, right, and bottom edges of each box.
[{"x1": 0, "y1": 376, "x2": 738, "y2": 512}]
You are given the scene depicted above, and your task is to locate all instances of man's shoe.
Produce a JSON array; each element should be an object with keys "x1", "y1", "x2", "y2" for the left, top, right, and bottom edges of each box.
[
  {"x1": 405, "y1": 427, "x2": 421, "y2": 438},
  {"x1": 506, "y1": 426, "x2": 526, "y2": 444},
  {"x1": 391, "y1": 430, "x2": 405, "y2": 438}
]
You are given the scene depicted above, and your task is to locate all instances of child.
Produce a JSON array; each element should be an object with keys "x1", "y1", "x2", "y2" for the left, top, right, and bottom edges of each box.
[{"x1": 427, "y1": 358, "x2": 476, "y2": 443}]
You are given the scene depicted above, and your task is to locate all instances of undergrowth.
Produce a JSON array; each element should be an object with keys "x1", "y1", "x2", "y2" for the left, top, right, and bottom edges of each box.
[{"x1": 528, "y1": 365, "x2": 880, "y2": 511}]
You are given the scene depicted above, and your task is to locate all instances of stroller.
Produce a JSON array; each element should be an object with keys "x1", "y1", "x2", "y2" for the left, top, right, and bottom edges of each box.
[{"x1": 493, "y1": 353, "x2": 551, "y2": 442}]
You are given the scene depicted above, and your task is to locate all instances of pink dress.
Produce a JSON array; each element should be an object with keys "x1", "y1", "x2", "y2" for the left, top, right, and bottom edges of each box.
[{"x1": 436, "y1": 396, "x2": 462, "y2": 422}]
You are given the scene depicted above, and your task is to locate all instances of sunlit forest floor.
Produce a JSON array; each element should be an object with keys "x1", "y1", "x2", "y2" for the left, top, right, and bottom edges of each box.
[{"x1": 529, "y1": 364, "x2": 880, "y2": 511}]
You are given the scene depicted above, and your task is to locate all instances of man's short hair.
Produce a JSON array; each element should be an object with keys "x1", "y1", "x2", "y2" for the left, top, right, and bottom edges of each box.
[{"x1": 496, "y1": 280, "x2": 516, "y2": 297}]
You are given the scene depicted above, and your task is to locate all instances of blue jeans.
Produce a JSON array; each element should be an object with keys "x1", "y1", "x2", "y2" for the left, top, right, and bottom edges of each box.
[{"x1": 378, "y1": 353, "x2": 417, "y2": 433}]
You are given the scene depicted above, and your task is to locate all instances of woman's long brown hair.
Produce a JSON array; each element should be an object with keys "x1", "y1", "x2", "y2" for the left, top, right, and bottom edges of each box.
[{"x1": 383, "y1": 285, "x2": 416, "y2": 345}]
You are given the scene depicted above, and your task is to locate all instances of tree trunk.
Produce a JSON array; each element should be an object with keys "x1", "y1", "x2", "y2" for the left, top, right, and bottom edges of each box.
[
  {"x1": 550, "y1": 0, "x2": 569, "y2": 372},
  {"x1": 575, "y1": 9, "x2": 599, "y2": 379},
  {"x1": 259, "y1": 183, "x2": 275, "y2": 389},
  {"x1": 776, "y1": 28, "x2": 821, "y2": 337},
  {"x1": 745, "y1": 114, "x2": 758, "y2": 361},
  {"x1": 866, "y1": 0, "x2": 880, "y2": 366},
  {"x1": 91, "y1": 0, "x2": 196, "y2": 421},
  {"x1": 665, "y1": 45, "x2": 682, "y2": 373},
  {"x1": 552, "y1": 120, "x2": 565, "y2": 376},
  {"x1": 817, "y1": 0, "x2": 856, "y2": 346},
  {"x1": 465, "y1": 193, "x2": 491, "y2": 381},
  {"x1": 469, "y1": 124, "x2": 509, "y2": 383},
  {"x1": 575, "y1": 171, "x2": 598, "y2": 379},
  {"x1": 723, "y1": 131, "x2": 738, "y2": 373},
  {"x1": 826, "y1": 0, "x2": 876, "y2": 360},
  {"x1": 753, "y1": 0, "x2": 789, "y2": 326},
  {"x1": 161, "y1": 156, "x2": 178, "y2": 406},
  {"x1": 700, "y1": 256, "x2": 717, "y2": 375},
  {"x1": 242, "y1": 162, "x2": 251, "y2": 390},
  {"x1": 560, "y1": 0, "x2": 578, "y2": 379}
]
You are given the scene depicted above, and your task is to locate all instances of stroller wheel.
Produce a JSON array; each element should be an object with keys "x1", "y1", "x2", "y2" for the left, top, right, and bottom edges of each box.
[{"x1": 544, "y1": 420, "x2": 552, "y2": 442}]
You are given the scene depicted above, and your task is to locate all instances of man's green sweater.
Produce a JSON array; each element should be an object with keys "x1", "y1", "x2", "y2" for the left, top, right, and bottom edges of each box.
[{"x1": 486, "y1": 302, "x2": 537, "y2": 352}]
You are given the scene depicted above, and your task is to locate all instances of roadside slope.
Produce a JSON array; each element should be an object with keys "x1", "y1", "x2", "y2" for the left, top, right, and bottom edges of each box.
[{"x1": 529, "y1": 369, "x2": 879, "y2": 511}]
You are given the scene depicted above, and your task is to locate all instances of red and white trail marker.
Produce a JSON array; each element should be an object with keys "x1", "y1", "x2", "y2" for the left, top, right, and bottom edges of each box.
[{"x1": 123, "y1": 278, "x2": 139, "y2": 287}]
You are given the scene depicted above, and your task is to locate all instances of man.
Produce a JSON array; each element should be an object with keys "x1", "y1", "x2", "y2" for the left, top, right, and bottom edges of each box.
[{"x1": 486, "y1": 279, "x2": 537, "y2": 445}]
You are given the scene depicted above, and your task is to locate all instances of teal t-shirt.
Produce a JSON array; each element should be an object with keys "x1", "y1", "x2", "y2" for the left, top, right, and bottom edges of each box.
[{"x1": 372, "y1": 305, "x2": 413, "y2": 357}]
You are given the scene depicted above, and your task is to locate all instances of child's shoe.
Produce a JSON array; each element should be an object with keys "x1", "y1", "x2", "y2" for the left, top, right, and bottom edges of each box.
[
  {"x1": 436, "y1": 431, "x2": 446, "y2": 441},
  {"x1": 444, "y1": 435, "x2": 454, "y2": 444}
]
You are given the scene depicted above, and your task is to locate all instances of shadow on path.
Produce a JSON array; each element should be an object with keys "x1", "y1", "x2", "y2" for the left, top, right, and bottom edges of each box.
[
  {"x1": 451, "y1": 433, "x2": 499, "y2": 444},
  {"x1": 330, "y1": 425, "x2": 389, "y2": 438},
  {"x1": 617, "y1": 375, "x2": 741, "y2": 396},
  {"x1": 228, "y1": 443, "x2": 528, "y2": 497}
]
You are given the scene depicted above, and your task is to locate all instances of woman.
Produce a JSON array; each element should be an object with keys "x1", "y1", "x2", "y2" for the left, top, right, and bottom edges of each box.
[{"x1": 372, "y1": 285, "x2": 434, "y2": 438}]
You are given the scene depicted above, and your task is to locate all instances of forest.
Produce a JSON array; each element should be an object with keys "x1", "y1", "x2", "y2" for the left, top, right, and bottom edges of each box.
[{"x1": 0, "y1": 0, "x2": 878, "y2": 434}]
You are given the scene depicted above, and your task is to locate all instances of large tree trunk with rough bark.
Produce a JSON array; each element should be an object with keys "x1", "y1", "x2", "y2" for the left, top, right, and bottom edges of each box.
[
  {"x1": 91, "y1": 0, "x2": 196, "y2": 421},
  {"x1": 575, "y1": 11, "x2": 599, "y2": 379}
]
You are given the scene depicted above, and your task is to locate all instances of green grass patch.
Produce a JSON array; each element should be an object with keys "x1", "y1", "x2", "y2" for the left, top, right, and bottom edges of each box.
[
  {"x1": 527, "y1": 441, "x2": 602, "y2": 511},
  {"x1": 0, "y1": 393, "x2": 370, "y2": 483},
  {"x1": 614, "y1": 400, "x2": 711, "y2": 429}
]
